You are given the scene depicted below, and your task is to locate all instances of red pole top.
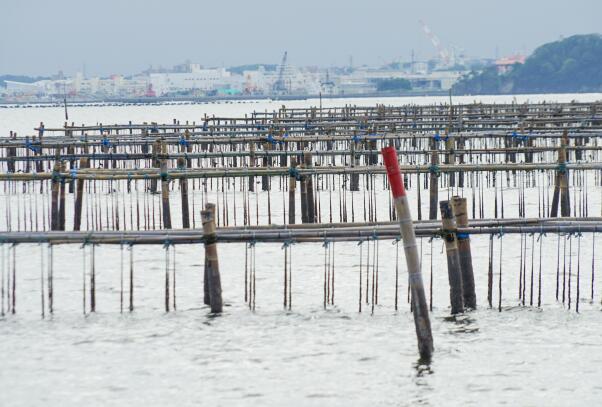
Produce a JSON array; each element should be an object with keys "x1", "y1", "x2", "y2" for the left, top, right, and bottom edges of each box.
[{"x1": 381, "y1": 146, "x2": 406, "y2": 198}]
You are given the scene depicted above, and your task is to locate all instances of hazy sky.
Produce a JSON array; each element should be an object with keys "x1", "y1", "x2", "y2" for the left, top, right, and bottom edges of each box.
[{"x1": 1, "y1": 0, "x2": 600, "y2": 77}]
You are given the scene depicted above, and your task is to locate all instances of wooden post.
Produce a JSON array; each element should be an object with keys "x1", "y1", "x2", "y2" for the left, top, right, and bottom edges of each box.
[
  {"x1": 184, "y1": 129, "x2": 192, "y2": 169},
  {"x1": 7, "y1": 131, "x2": 16, "y2": 173},
  {"x1": 262, "y1": 141, "x2": 270, "y2": 191},
  {"x1": 440, "y1": 200, "x2": 465, "y2": 314},
  {"x1": 350, "y1": 137, "x2": 360, "y2": 191},
  {"x1": 73, "y1": 158, "x2": 89, "y2": 231},
  {"x1": 304, "y1": 151, "x2": 315, "y2": 223},
  {"x1": 101, "y1": 135, "x2": 110, "y2": 170},
  {"x1": 51, "y1": 162, "x2": 60, "y2": 231},
  {"x1": 288, "y1": 157, "x2": 297, "y2": 224},
  {"x1": 559, "y1": 141, "x2": 571, "y2": 217},
  {"x1": 382, "y1": 146, "x2": 433, "y2": 361},
  {"x1": 445, "y1": 133, "x2": 455, "y2": 187},
  {"x1": 451, "y1": 196, "x2": 476, "y2": 309},
  {"x1": 551, "y1": 132, "x2": 571, "y2": 217},
  {"x1": 300, "y1": 161, "x2": 308, "y2": 223},
  {"x1": 428, "y1": 149, "x2": 439, "y2": 220},
  {"x1": 160, "y1": 159, "x2": 172, "y2": 229},
  {"x1": 248, "y1": 142, "x2": 255, "y2": 192},
  {"x1": 24, "y1": 136, "x2": 31, "y2": 173},
  {"x1": 150, "y1": 139, "x2": 161, "y2": 193},
  {"x1": 177, "y1": 157, "x2": 190, "y2": 228},
  {"x1": 58, "y1": 162, "x2": 66, "y2": 230},
  {"x1": 202, "y1": 203, "x2": 223, "y2": 313},
  {"x1": 36, "y1": 122, "x2": 44, "y2": 173}
]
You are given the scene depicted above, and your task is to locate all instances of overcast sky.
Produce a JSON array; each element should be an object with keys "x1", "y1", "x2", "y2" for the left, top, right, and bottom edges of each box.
[{"x1": 1, "y1": 0, "x2": 600, "y2": 77}]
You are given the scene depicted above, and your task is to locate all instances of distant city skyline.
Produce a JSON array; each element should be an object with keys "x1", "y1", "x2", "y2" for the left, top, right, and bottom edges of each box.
[{"x1": 1, "y1": 0, "x2": 600, "y2": 77}]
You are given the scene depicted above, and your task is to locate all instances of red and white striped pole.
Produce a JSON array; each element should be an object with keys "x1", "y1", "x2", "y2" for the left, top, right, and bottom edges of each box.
[{"x1": 382, "y1": 146, "x2": 434, "y2": 360}]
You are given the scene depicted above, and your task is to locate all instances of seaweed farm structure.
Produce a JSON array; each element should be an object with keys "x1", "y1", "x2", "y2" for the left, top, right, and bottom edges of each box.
[{"x1": 1, "y1": 101, "x2": 602, "y2": 359}]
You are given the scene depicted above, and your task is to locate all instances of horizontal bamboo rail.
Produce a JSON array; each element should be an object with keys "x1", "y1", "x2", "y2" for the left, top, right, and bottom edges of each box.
[
  {"x1": 0, "y1": 217, "x2": 598, "y2": 244},
  {"x1": 0, "y1": 162, "x2": 598, "y2": 181}
]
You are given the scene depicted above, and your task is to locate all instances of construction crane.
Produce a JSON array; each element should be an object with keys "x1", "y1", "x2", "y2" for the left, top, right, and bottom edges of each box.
[
  {"x1": 272, "y1": 51, "x2": 288, "y2": 94},
  {"x1": 419, "y1": 20, "x2": 451, "y2": 66}
]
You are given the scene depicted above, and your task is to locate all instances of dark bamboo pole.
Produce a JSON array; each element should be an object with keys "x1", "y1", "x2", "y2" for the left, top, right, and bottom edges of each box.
[
  {"x1": 451, "y1": 196, "x2": 476, "y2": 309},
  {"x1": 150, "y1": 139, "x2": 161, "y2": 193},
  {"x1": 160, "y1": 159, "x2": 172, "y2": 229},
  {"x1": 304, "y1": 151, "x2": 315, "y2": 223},
  {"x1": 73, "y1": 157, "x2": 89, "y2": 231},
  {"x1": 440, "y1": 200, "x2": 465, "y2": 314},
  {"x1": 202, "y1": 203, "x2": 223, "y2": 313},
  {"x1": 51, "y1": 162, "x2": 61, "y2": 231},
  {"x1": 350, "y1": 138, "x2": 360, "y2": 191},
  {"x1": 288, "y1": 157, "x2": 297, "y2": 224},
  {"x1": 58, "y1": 162, "x2": 66, "y2": 230},
  {"x1": 429, "y1": 149, "x2": 439, "y2": 220},
  {"x1": 177, "y1": 157, "x2": 190, "y2": 228}
]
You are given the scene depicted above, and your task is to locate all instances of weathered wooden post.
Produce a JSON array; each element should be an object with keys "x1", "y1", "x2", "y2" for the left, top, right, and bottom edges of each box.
[
  {"x1": 101, "y1": 135, "x2": 110, "y2": 170},
  {"x1": 451, "y1": 196, "x2": 476, "y2": 309},
  {"x1": 445, "y1": 133, "x2": 455, "y2": 187},
  {"x1": 550, "y1": 132, "x2": 571, "y2": 217},
  {"x1": 7, "y1": 131, "x2": 16, "y2": 173},
  {"x1": 248, "y1": 142, "x2": 256, "y2": 192},
  {"x1": 440, "y1": 200, "x2": 465, "y2": 314},
  {"x1": 160, "y1": 159, "x2": 172, "y2": 229},
  {"x1": 50, "y1": 162, "x2": 61, "y2": 231},
  {"x1": 303, "y1": 151, "x2": 315, "y2": 223},
  {"x1": 73, "y1": 157, "x2": 89, "y2": 231},
  {"x1": 428, "y1": 147, "x2": 440, "y2": 220},
  {"x1": 150, "y1": 138, "x2": 161, "y2": 193},
  {"x1": 58, "y1": 162, "x2": 67, "y2": 230},
  {"x1": 202, "y1": 203, "x2": 223, "y2": 313},
  {"x1": 262, "y1": 141, "x2": 271, "y2": 191},
  {"x1": 36, "y1": 122, "x2": 44, "y2": 173},
  {"x1": 24, "y1": 136, "x2": 31, "y2": 173},
  {"x1": 382, "y1": 146, "x2": 433, "y2": 360},
  {"x1": 177, "y1": 157, "x2": 190, "y2": 228},
  {"x1": 288, "y1": 157, "x2": 297, "y2": 224},
  {"x1": 350, "y1": 136, "x2": 360, "y2": 191}
]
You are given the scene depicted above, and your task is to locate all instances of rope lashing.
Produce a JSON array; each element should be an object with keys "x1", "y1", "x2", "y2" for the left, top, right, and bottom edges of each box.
[
  {"x1": 178, "y1": 137, "x2": 190, "y2": 147},
  {"x1": 511, "y1": 131, "x2": 530, "y2": 142},
  {"x1": 456, "y1": 232, "x2": 470, "y2": 240},
  {"x1": 288, "y1": 167, "x2": 302, "y2": 181},
  {"x1": 433, "y1": 131, "x2": 449, "y2": 142},
  {"x1": 428, "y1": 163, "x2": 441, "y2": 177},
  {"x1": 101, "y1": 138, "x2": 112, "y2": 149},
  {"x1": 24, "y1": 140, "x2": 40, "y2": 153}
]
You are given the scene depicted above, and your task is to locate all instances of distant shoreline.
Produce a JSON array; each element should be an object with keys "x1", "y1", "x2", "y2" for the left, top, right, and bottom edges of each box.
[
  {"x1": 0, "y1": 90, "x2": 450, "y2": 107},
  {"x1": 2, "y1": 89, "x2": 601, "y2": 108}
]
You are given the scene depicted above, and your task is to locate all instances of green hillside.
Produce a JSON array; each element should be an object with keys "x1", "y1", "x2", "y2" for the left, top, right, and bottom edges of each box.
[{"x1": 453, "y1": 34, "x2": 602, "y2": 94}]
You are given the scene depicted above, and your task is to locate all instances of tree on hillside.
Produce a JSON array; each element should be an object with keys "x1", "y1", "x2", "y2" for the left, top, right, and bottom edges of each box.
[{"x1": 452, "y1": 34, "x2": 602, "y2": 94}]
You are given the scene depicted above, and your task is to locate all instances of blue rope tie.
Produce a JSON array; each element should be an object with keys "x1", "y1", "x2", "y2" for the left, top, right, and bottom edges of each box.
[
  {"x1": 178, "y1": 137, "x2": 190, "y2": 147},
  {"x1": 25, "y1": 140, "x2": 40, "y2": 153}
]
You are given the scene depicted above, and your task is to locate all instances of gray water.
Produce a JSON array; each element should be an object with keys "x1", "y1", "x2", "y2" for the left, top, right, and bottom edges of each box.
[{"x1": 1, "y1": 95, "x2": 601, "y2": 406}]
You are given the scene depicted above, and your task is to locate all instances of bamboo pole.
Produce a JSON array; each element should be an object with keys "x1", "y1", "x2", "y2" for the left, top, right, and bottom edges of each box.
[
  {"x1": 440, "y1": 200, "x2": 464, "y2": 314},
  {"x1": 73, "y1": 157, "x2": 89, "y2": 231},
  {"x1": 202, "y1": 203, "x2": 223, "y2": 313},
  {"x1": 177, "y1": 157, "x2": 190, "y2": 229},
  {"x1": 382, "y1": 146, "x2": 433, "y2": 361},
  {"x1": 288, "y1": 157, "x2": 297, "y2": 224},
  {"x1": 451, "y1": 196, "x2": 476, "y2": 310}
]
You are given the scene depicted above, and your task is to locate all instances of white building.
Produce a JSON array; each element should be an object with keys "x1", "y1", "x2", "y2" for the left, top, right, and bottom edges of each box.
[{"x1": 149, "y1": 66, "x2": 232, "y2": 96}]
